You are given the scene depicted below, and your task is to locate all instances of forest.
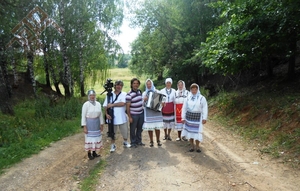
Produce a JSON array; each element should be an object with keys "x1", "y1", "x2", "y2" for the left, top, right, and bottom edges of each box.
[{"x1": 1, "y1": 0, "x2": 299, "y2": 114}]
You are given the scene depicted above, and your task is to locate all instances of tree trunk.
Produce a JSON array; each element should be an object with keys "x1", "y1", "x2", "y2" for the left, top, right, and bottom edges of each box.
[
  {"x1": 79, "y1": 25, "x2": 86, "y2": 97},
  {"x1": 27, "y1": 52, "x2": 36, "y2": 97},
  {"x1": 0, "y1": 54, "x2": 14, "y2": 115},
  {"x1": 43, "y1": 46, "x2": 51, "y2": 88},
  {"x1": 59, "y1": 0, "x2": 72, "y2": 97},
  {"x1": 157, "y1": 71, "x2": 163, "y2": 81},
  {"x1": 12, "y1": 56, "x2": 19, "y2": 88}
]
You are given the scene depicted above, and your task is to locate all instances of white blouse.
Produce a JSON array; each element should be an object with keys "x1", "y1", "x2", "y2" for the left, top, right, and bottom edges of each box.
[
  {"x1": 81, "y1": 101, "x2": 104, "y2": 126},
  {"x1": 181, "y1": 95, "x2": 208, "y2": 120}
]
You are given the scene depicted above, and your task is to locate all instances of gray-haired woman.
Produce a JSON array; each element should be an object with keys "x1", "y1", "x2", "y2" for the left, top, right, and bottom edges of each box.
[{"x1": 81, "y1": 90, "x2": 104, "y2": 160}]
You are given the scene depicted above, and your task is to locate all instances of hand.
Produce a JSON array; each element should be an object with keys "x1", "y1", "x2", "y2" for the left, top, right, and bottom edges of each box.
[
  {"x1": 202, "y1": 120, "x2": 207, "y2": 124},
  {"x1": 83, "y1": 126, "x2": 88, "y2": 134},
  {"x1": 106, "y1": 114, "x2": 112, "y2": 120},
  {"x1": 162, "y1": 102, "x2": 166, "y2": 107},
  {"x1": 107, "y1": 103, "x2": 114, "y2": 109},
  {"x1": 144, "y1": 96, "x2": 148, "y2": 102},
  {"x1": 129, "y1": 117, "x2": 133, "y2": 123},
  {"x1": 182, "y1": 120, "x2": 186, "y2": 124},
  {"x1": 100, "y1": 125, "x2": 104, "y2": 132}
]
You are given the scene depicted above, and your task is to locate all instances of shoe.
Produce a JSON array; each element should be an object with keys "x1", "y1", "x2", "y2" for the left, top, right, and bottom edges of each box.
[
  {"x1": 176, "y1": 137, "x2": 181, "y2": 141},
  {"x1": 163, "y1": 135, "x2": 168, "y2": 140},
  {"x1": 150, "y1": 141, "x2": 154, "y2": 147},
  {"x1": 189, "y1": 148, "x2": 194, "y2": 152},
  {"x1": 92, "y1": 151, "x2": 100, "y2": 157},
  {"x1": 123, "y1": 141, "x2": 131, "y2": 148},
  {"x1": 182, "y1": 137, "x2": 188, "y2": 141},
  {"x1": 110, "y1": 144, "x2": 116, "y2": 152},
  {"x1": 196, "y1": 149, "x2": 201, "y2": 153},
  {"x1": 88, "y1": 152, "x2": 94, "y2": 160},
  {"x1": 130, "y1": 144, "x2": 137, "y2": 148},
  {"x1": 167, "y1": 136, "x2": 172, "y2": 141},
  {"x1": 157, "y1": 140, "x2": 162, "y2": 146},
  {"x1": 138, "y1": 142, "x2": 145, "y2": 146}
]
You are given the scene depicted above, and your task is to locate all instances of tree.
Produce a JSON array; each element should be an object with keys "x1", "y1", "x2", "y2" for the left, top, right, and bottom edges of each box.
[{"x1": 198, "y1": 0, "x2": 300, "y2": 80}]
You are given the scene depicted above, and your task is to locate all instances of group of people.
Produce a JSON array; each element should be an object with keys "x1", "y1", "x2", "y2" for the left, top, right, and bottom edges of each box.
[{"x1": 81, "y1": 78, "x2": 208, "y2": 160}]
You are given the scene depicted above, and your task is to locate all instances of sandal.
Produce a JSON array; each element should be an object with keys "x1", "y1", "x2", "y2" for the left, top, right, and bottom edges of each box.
[
  {"x1": 196, "y1": 149, "x2": 201, "y2": 153},
  {"x1": 157, "y1": 140, "x2": 162, "y2": 146},
  {"x1": 163, "y1": 136, "x2": 168, "y2": 140},
  {"x1": 189, "y1": 148, "x2": 194, "y2": 152},
  {"x1": 167, "y1": 136, "x2": 172, "y2": 141},
  {"x1": 150, "y1": 141, "x2": 154, "y2": 147}
]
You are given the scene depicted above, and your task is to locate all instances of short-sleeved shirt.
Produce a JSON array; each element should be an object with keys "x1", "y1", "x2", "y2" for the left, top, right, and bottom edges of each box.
[
  {"x1": 126, "y1": 89, "x2": 143, "y2": 115},
  {"x1": 103, "y1": 92, "x2": 127, "y2": 125}
]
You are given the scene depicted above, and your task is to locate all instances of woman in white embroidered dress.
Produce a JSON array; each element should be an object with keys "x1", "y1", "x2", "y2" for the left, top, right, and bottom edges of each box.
[
  {"x1": 142, "y1": 79, "x2": 164, "y2": 147},
  {"x1": 160, "y1": 78, "x2": 176, "y2": 141},
  {"x1": 181, "y1": 83, "x2": 208, "y2": 153},
  {"x1": 174, "y1": 80, "x2": 189, "y2": 141},
  {"x1": 81, "y1": 90, "x2": 104, "y2": 160}
]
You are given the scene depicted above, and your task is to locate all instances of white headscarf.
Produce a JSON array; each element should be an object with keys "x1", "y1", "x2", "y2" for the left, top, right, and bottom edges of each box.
[
  {"x1": 176, "y1": 80, "x2": 186, "y2": 96},
  {"x1": 189, "y1": 83, "x2": 201, "y2": 101},
  {"x1": 165, "y1": 78, "x2": 173, "y2": 84},
  {"x1": 87, "y1": 90, "x2": 96, "y2": 105},
  {"x1": 145, "y1": 79, "x2": 156, "y2": 93}
]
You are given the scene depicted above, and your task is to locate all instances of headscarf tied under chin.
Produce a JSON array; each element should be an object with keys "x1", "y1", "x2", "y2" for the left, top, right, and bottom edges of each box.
[
  {"x1": 177, "y1": 80, "x2": 186, "y2": 96},
  {"x1": 87, "y1": 90, "x2": 96, "y2": 105},
  {"x1": 189, "y1": 83, "x2": 201, "y2": 101},
  {"x1": 145, "y1": 79, "x2": 156, "y2": 93}
]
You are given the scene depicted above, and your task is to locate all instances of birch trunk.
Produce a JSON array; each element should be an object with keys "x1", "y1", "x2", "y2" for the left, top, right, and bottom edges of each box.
[
  {"x1": 59, "y1": 0, "x2": 72, "y2": 97},
  {"x1": 12, "y1": 56, "x2": 19, "y2": 88},
  {"x1": 27, "y1": 52, "x2": 36, "y2": 97},
  {"x1": 78, "y1": 25, "x2": 85, "y2": 97}
]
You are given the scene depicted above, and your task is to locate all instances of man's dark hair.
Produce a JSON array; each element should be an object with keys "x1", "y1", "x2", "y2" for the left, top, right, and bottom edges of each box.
[{"x1": 130, "y1": 78, "x2": 140, "y2": 89}]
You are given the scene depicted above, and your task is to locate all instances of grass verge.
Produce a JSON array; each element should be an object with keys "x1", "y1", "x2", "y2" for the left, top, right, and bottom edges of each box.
[
  {"x1": 0, "y1": 97, "x2": 82, "y2": 174},
  {"x1": 80, "y1": 158, "x2": 107, "y2": 191},
  {"x1": 209, "y1": 82, "x2": 300, "y2": 168}
]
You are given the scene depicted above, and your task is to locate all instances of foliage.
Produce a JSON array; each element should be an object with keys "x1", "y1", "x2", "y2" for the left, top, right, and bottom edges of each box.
[
  {"x1": 0, "y1": 98, "x2": 82, "y2": 173},
  {"x1": 198, "y1": 0, "x2": 300, "y2": 78},
  {"x1": 210, "y1": 79, "x2": 300, "y2": 167},
  {"x1": 35, "y1": 97, "x2": 82, "y2": 119},
  {"x1": 129, "y1": 0, "x2": 218, "y2": 83},
  {"x1": 0, "y1": 0, "x2": 125, "y2": 101}
]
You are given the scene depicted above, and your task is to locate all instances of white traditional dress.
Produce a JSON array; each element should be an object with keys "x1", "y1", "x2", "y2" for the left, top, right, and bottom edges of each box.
[
  {"x1": 81, "y1": 93, "x2": 104, "y2": 151},
  {"x1": 174, "y1": 80, "x2": 189, "y2": 131},
  {"x1": 181, "y1": 85, "x2": 208, "y2": 142},
  {"x1": 142, "y1": 79, "x2": 164, "y2": 131}
]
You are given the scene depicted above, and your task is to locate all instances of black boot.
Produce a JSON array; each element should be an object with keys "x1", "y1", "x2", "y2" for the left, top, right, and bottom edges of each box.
[
  {"x1": 93, "y1": 151, "x2": 100, "y2": 157},
  {"x1": 88, "y1": 152, "x2": 94, "y2": 160}
]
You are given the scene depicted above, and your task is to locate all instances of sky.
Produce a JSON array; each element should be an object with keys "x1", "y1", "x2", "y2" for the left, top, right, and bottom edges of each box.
[{"x1": 114, "y1": 18, "x2": 141, "y2": 54}]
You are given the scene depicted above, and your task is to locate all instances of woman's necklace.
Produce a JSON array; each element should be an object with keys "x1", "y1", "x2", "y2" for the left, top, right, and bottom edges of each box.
[{"x1": 166, "y1": 88, "x2": 172, "y2": 102}]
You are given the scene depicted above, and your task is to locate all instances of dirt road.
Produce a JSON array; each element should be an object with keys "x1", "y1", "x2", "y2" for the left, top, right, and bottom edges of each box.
[{"x1": 0, "y1": 121, "x2": 299, "y2": 191}]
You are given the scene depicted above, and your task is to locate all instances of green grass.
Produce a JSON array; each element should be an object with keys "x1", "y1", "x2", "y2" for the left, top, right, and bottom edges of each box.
[
  {"x1": 210, "y1": 85, "x2": 300, "y2": 167},
  {"x1": 0, "y1": 98, "x2": 82, "y2": 174},
  {"x1": 80, "y1": 157, "x2": 107, "y2": 191}
]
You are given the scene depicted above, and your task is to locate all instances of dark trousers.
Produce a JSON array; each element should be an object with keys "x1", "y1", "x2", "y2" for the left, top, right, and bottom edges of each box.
[{"x1": 130, "y1": 112, "x2": 144, "y2": 145}]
